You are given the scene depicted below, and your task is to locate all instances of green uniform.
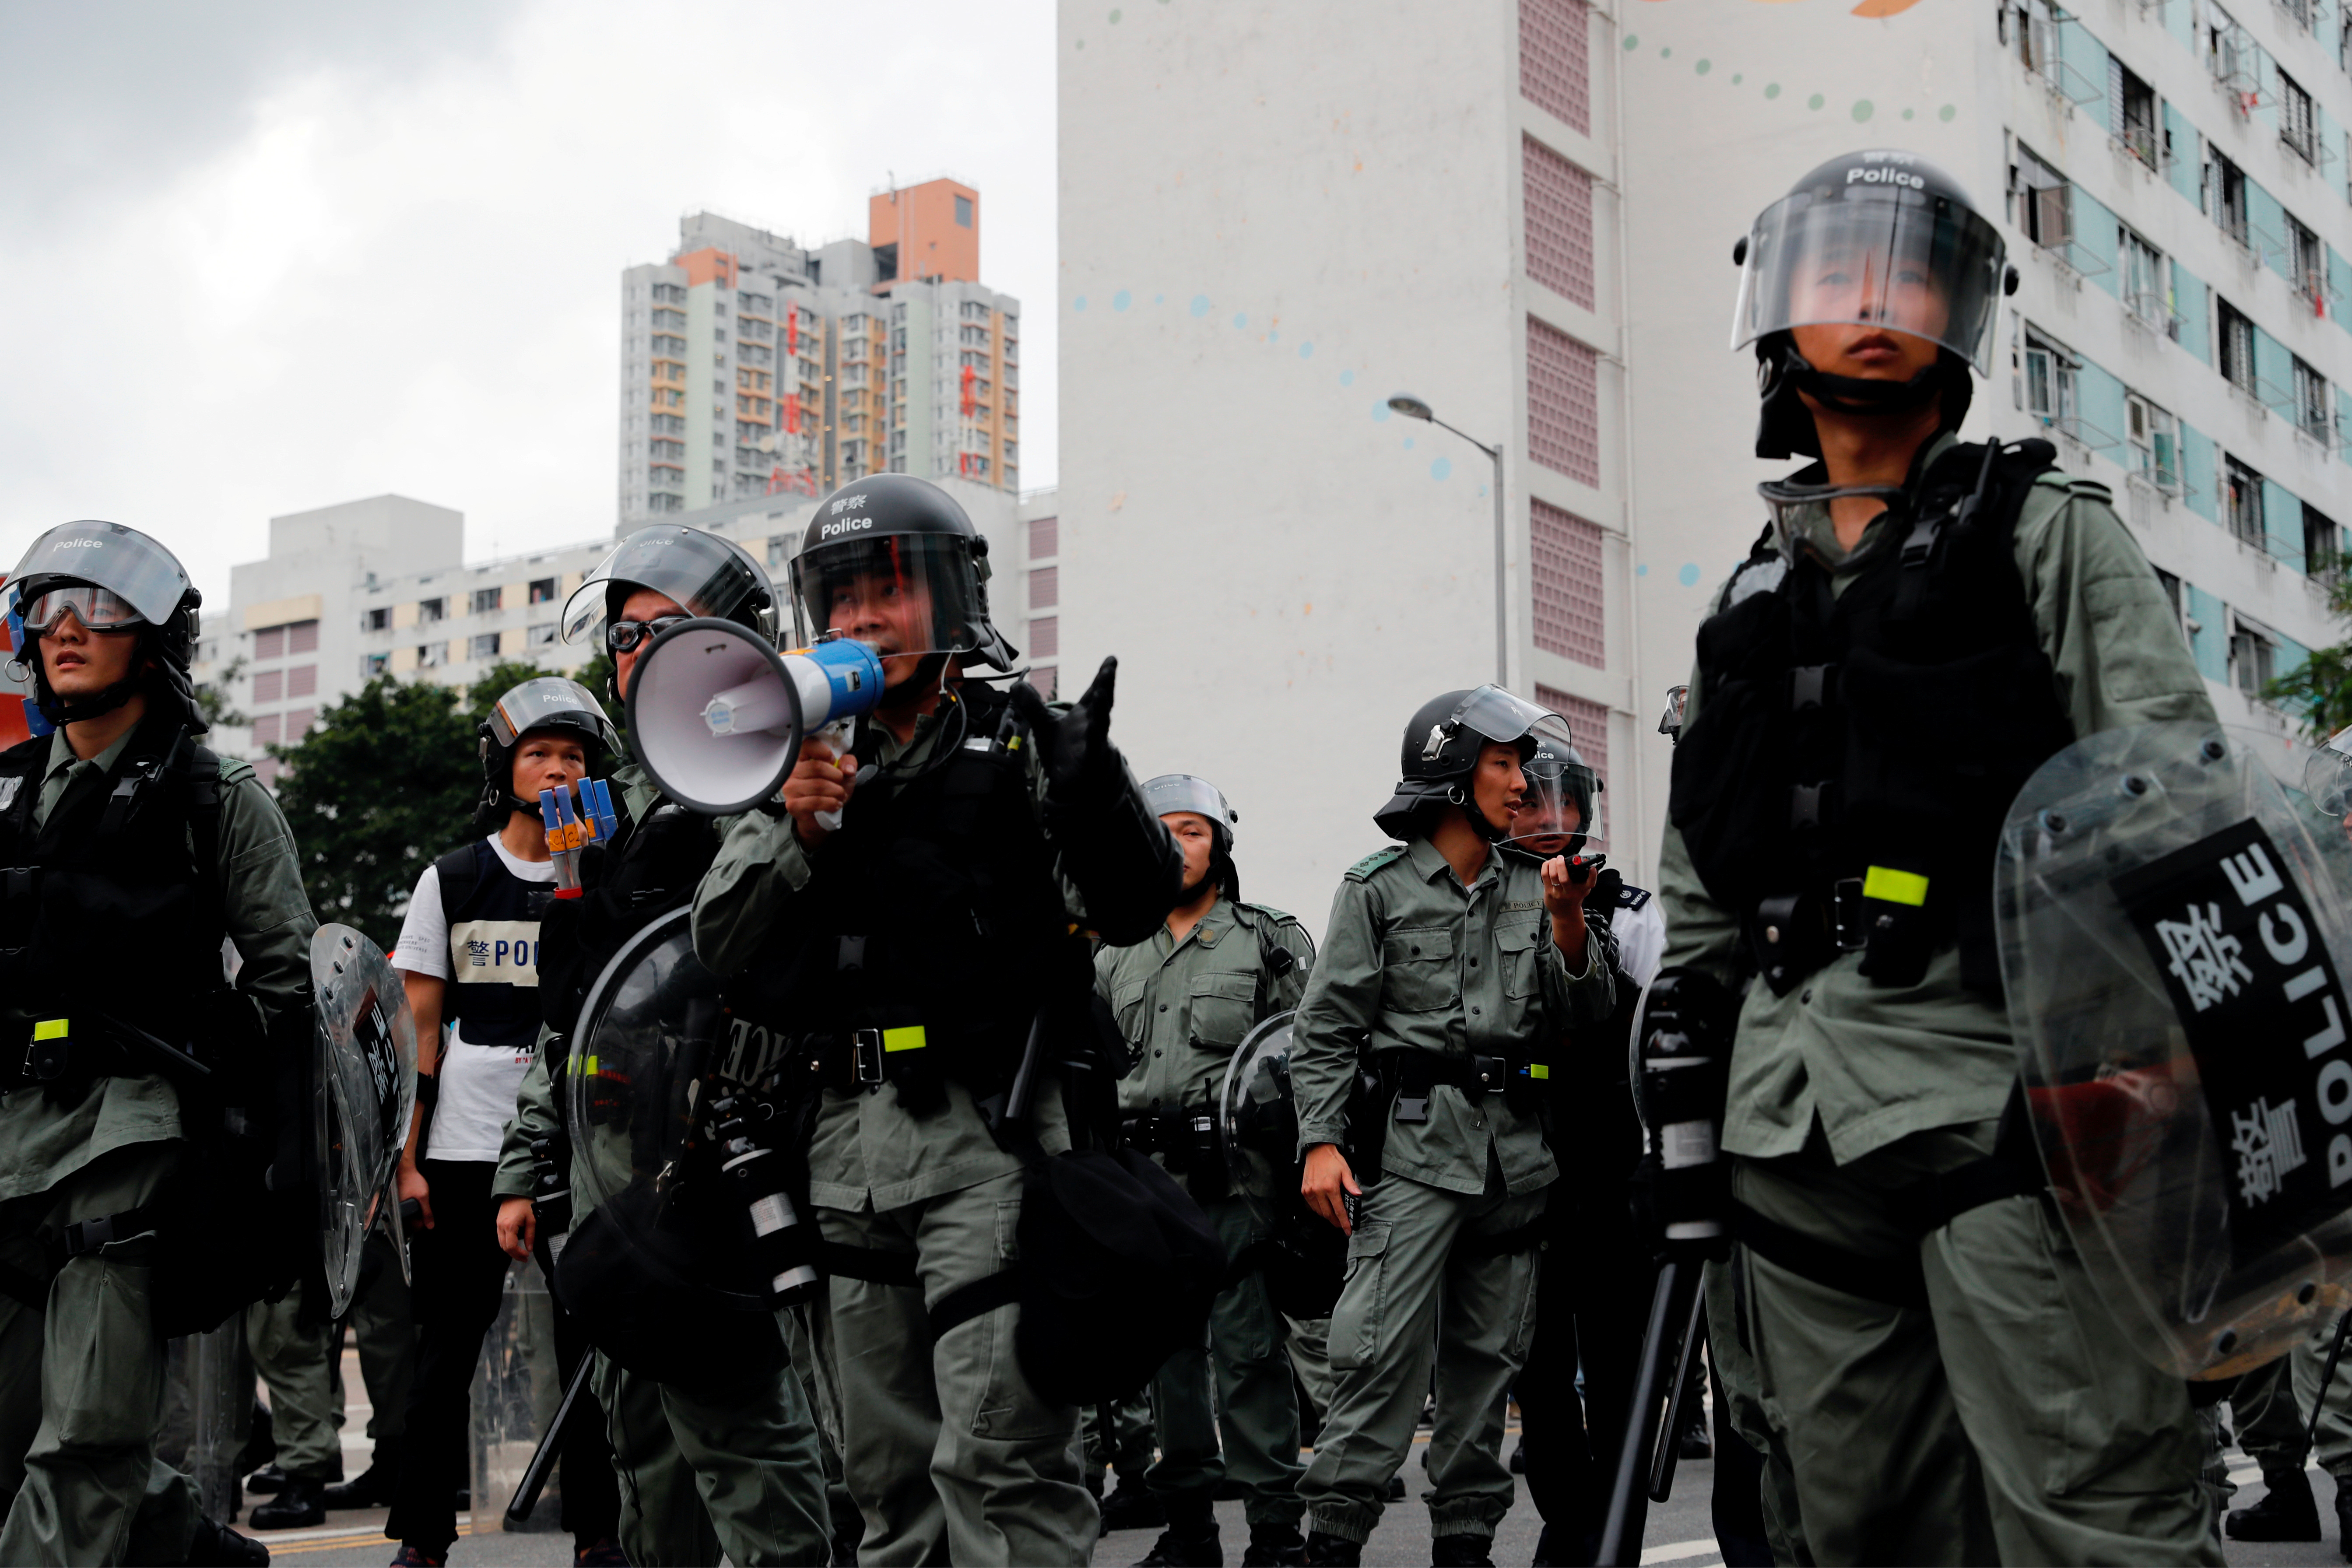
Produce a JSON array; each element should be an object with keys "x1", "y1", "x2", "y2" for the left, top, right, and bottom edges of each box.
[
  {"x1": 493, "y1": 761, "x2": 832, "y2": 1566},
  {"x1": 1098, "y1": 896, "x2": 1316, "y2": 1528},
  {"x1": 344, "y1": 1231, "x2": 414, "y2": 1447},
  {"x1": 245, "y1": 1284, "x2": 338, "y2": 1482},
  {"x1": 1083, "y1": 1393, "x2": 1154, "y2": 1489},
  {"x1": 2233, "y1": 1315, "x2": 2352, "y2": 1486},
  {"x1": 1287, "y1": 837, "x2": 1611, "y2": 1547},
  {"x1": 1660, "y1": 444, "x2": 2223, "y2": 1565},
  {"x1": 0, "y1": 732, "x2": 313, "y2": 1564},
  {"x1": 694, "y1": 703, "x2": 1100, "y2": 1568}
]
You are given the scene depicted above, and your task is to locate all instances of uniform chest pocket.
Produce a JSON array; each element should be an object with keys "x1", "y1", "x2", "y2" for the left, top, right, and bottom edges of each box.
[
  {"x1": 1187, "y1": 970, "x2": 1260, "y2": 1049},
  {"x1": 1494, "y1": 918, "x2": 1543, "y2": 999},
  {"x1": 1111, "y1": 981, "x2": 1150, "y2": 1053},
  {"x1": 1381, "y1": 928, "x2": 1457, "y2": 1014}
]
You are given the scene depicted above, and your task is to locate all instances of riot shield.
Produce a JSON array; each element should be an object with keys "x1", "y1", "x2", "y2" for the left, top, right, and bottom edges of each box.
[
  {"x1": 1219, "y1": 1011, "x2": 1348, "y2": 1318},
  {"x1": 1996, "y1": 720, "x2": 2352, "y2": 1379},
  {"x1": 559, "y1": 906, "x2": 787, "y2": 1387},
  {"x1": 312, "y1": 924, "x2": 418, "y2": 1317}
]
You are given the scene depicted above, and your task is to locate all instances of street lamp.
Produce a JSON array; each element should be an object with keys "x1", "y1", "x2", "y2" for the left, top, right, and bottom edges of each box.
[{"x1": 1388, "y1": 394, "x2": 1508, "y2": 686}]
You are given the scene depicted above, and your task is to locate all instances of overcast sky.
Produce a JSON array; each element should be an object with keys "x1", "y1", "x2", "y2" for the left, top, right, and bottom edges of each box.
[{"x1": 0, "y1": 1, "x2": 1057, "y2": 604}]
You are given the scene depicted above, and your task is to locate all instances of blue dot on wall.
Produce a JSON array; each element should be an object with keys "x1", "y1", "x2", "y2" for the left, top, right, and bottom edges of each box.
[
  {"x1": 1299, "y1": 342, "x2": 1315, "y2": 358},
  {"x1": 1340, "y1": 369, "x2": 1356, "y2": 387},
  {"x1": 1113, "y1": 289, "x2": 1131, "y2": 311},
  {"x1": 1268, "y1": 330, "x2": 1279, "y2": 342},
  {"x1": 1403, "y1": 436, "x2": 1415, "y2": 449},
  {"x1": 1636, "y1": 564, "x2": 1650, "y2": 577},
  {"x1": 1372, "y1": 401, "x2": 1390, "y2": 421},
  {"x1": 1677, "y1": 563, "x2": 1702, "y2": 587},
  {"x1": 1431, "y1": 457, "x2": 1452, "y2": 481},
  {"x1": 1233, "y1": 312, "x2": 1248, "y2": 329},
  {"x1": 1190, "y1": 295, "x2": 1211, "y2": 318},
  {"x1": 1074, "y1": 295, "x2": 1088, "y2": 311},
  {"x1": 1154, "y1": 293, "x2": 1165, "y2": 304}
]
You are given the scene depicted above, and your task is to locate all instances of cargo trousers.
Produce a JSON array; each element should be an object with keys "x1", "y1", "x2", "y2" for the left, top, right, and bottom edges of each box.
[
  {"x1": 1295, "y1": 1156, "x2": 1547, "y2": 1547},
  {"x1": 815, "y1": 1166, "x2": 1097, "y2": 1567},
  {"x1": 246, "y1": 1282, "x2": 339, "y2": 1481},
  {"x1": 2234, "y1": 1315, "x2": 2352, "y2": 1483},
  {"x1": 1147, "y1": 1194, "x2": 1305, "y2": 1526},
  {"x1": 1734, "y1": 1121, "x2": 2221, "y2": 1566}
]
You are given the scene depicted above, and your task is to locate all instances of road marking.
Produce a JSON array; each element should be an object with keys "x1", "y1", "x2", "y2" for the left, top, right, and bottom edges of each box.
[
  {"x1": 267, "y1": 1522, "x2": 474, "y2": 1557},
  {"x1": 1641, "y1": 1540, "x2": 1723, "y2": 1564}
]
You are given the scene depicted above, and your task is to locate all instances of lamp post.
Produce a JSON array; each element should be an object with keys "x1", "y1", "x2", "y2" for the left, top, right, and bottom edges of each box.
[{"x1": 1389, "y1": 394, "x2": 1508, "y2": 686}]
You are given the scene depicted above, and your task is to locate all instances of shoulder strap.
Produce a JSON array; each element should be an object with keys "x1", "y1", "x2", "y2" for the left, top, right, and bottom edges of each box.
[
  {"x1": 435, "y1": 841, "x2": 484, "y2": 930},
  {"x1": 179, "y1": 741, "x2": 225, "y2": 917},
  {"x1": 1345, "y1": 847, "x2": 1403, "y2": 883}
]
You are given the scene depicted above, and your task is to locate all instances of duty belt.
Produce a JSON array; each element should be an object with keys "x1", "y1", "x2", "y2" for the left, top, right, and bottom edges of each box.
[
  {"x1": 0, "y1": 1014, "x2": 210, "y2": 1094},
  {"x1": 1375, "y1": 1048, "x2": 1550, "y2": 1125}
]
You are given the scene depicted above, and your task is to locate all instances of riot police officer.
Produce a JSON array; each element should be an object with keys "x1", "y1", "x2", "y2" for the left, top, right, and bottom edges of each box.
[
  {"x1": 1650, "y1": 150, "x2": 2221, "y2": 1564},
  {"x1": 499, "y1": 526, "x2": 835, "y2": 1568},
  {"x1": 0, "y1": 522, "x2": 302, "y2": 1566},
  {"x1": 693, "y1": 474, "x2": 1181, "y2": 1566},
  {"x1": 1288, "y1": 687, "x2": 1612, "y2": 1568},
  {"x1": 1097, "y1": 774, "x2": 1317, "y2": 1567}
]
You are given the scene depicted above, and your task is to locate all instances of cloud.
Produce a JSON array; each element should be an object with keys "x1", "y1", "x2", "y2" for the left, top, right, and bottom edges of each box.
[{"x1": 0, "y1": 0, "x2": 1057, "y2": 603}]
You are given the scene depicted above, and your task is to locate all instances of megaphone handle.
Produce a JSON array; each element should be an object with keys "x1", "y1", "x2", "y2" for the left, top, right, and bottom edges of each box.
[{"x1": 812, "y1": 719, "x2": 857, "y2": 832}]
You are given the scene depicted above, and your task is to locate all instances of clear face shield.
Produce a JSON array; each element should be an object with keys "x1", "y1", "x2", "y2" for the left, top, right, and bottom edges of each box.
[
  {"x1": 488, "y1": 677, "x2": 622, "y2": 757},
  {"x1": 787, "y1": 533, "x2": 989, "y2": 664},
  {"x1": 2304, "y1": 728, "x2": 2352, "y2": 823},
  {"x1": 9, "y1": 521, "x2": 191, "y2": 628},
  {"x1": 560, "y1": 526, "x2": 770, "y2": 650},
  {"x1": 1503, "y1": 728, "x2": 1605, "y2": 857},
  {"x1": 1731, "y1": 174, "x2": 2006, "y2": 374},
  {"x1": 1142, "y1": 775, "x2": 1236, "y2": 837},
  {"x1": 1441, "y1": 684, "x2": 1559, "y2": 753}
]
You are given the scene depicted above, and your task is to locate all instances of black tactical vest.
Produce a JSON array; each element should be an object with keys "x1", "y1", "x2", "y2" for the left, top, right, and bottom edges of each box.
[
  {"x1": 0, "y1": 715, "x2": 230, "y2": 1048},
  {"x1": 537, "y1": 793, "x2": 720, "y2": 1041},
  {"x1": 1670, "y1": 440, "x2": 2078, "y2": 996},
  {"x1": 434, "y1": 838, "x2": 545, "y2": 1051},
  {"x1": 733, "y1": 684, "x2": 1085, "y2": 1085}
]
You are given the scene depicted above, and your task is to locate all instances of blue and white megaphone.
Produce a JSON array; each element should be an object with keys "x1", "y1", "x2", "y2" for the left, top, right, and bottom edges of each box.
[{"x1": 626, "y1": 618, "x2": 886, "y2": 816}]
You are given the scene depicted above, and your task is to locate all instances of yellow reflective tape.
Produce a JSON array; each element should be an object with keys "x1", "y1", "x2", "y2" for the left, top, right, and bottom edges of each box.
[
  {"x1": 1526, "y1": 1063, "x2": 1550, "y2": 1080},
  {"x1": 579, "y1": 1055, "x2": 597, "y2": 1077},
  {"x1": 1863, "y1": 866, "x2": 1930, "y2": 907},
  {"x1": 32, "y1": 1019, "x2": 67, "y2": 1042},
  {"x1": 883, "y1": 1026, "x2": 928, "y2": 1053}
]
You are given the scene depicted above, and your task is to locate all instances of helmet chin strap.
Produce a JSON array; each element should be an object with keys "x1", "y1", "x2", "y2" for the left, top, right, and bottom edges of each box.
[
  {"x1": 1444, "y1": 783, "x2": 1512, "y2": 844},
  {"x1": 1781, "y1": 343, "x2": 1946, "y2": 417}
]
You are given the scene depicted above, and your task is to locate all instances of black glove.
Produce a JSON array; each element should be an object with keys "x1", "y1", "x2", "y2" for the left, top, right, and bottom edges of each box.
[
  {"x1": 1009, "y1": 655, "x2": 1121, "y2": 800},
  {"x1": 1631, "y1": 967, "x2": 1739, "y2": 1263}
]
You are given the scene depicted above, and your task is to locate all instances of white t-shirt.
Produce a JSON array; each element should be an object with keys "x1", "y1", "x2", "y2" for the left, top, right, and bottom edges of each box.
[
  {"x1": 394, "y1": 835, "x2": 555, "y2": 1162},
  {"x1": 1611, "y1": 894, "x2": 1669, "y2": 992}
]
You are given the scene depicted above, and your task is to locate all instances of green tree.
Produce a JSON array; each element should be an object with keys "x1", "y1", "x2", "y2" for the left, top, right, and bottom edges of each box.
[
  {"x1": 2265, "y1": 553, "x2": 2352, "y2": 739},
  {"x1": 196, "y1": 657, "x2": 248, "y2": 729},
  {"x1": 271, "y1": 659, "x2": 572, "y2": 950}
]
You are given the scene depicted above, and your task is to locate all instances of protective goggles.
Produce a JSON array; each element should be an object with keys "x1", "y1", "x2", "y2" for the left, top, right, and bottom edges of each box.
[
  {"x1": 20, "y1": 586, "x2": 146, "y2": 635},
  {"x1": 605, "y1": 615, "x2": 691, "y2": 654}
]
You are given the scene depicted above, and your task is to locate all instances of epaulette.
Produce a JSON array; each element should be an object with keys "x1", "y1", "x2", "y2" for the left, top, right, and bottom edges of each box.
[
  {"x1": 217, "y1": 755, "x2": 259, "y2": 787},
  {"x1": 2035, "y1": 469, "x2": 2112, "y2": 504},
  {"x1": 1234, "y1": 900, "x2": 1296, "y2": 926},
  {"x1": 1344, "y1": 847, "x2": 1404, "y2": 882},
  {"x1": 1615, "y1": 882, "x2": 1653, "y2": 912}
]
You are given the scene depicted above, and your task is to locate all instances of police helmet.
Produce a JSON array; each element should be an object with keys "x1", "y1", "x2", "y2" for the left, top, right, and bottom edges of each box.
[
  {"x1": 1735, "y1": 150, "x2": 2019, "y2": 460},
  {"x1": 7, "y1": 521, "x2": 204, "y2": 729},
  {"x1": 1145, "y1": 773, "x2": 1242, "y2": 900},
  {"x1": 786, "y1": 475, "x2": 1016, "y2": 677},
  {"x1": 561, "y1": 526, "x2": 776, "y2": 655},
  {"x1": 475, "y1": 677, "x2": 622, "y2": 830},
  {"x1": 1502, "y1": 733, "x2": 1605, "y2": 859},
  {"x1": 1374, "y1": 685, "x2": 1574, "y2": 842}
]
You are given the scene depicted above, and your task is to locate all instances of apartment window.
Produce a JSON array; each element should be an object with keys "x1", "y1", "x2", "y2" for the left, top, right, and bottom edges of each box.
[
  {"x1": 2004, "y1": 0, "x2": 2062, "y2": 80},
  {"x1": 1030, "y1": 616, "x2": 1059, "y2": 659},
  {"x1": 2308, "y1": 504, "x2": 2344, "y2": 584},
  {"x1": 2281, "y1": 0, "x2": 2314, "y2": 35},
  {"x1": 2155, "y1": 567, "x2": 2187, "y2": 640},
  {"x1": 2204, "y1": 2, "x2": 2252, "y2": 89},
  {"x1": 418, "y1": 597, "x2": 445, "y2": 623},
  {"x1": 2282, "y1": 71, "x2": 2319, "y2": 162},
  {"x1": 2341, "y1": 3, "x2": 2352, "y2": 70},
  {"x1": 527, "y1": 622, "x2": 557, "y2": 648},
  {"x1": 253, "y1": 669, "x2": 283, "y2": 703},
  {"x1": 362, "y1": 607, "x2": 390, "y2": 632},
  {"x1": 653, "y1": 307, "x2": 685, "y2": 329},
  {"x1": 2024, "y1": 328, "x2": 2081, "y2": 433},
  {"x1": 962, "y1": 300, "x2": 991, "y2": 321},
  {"x1": 253, "y1": 714, "x2": 281, "y2": 746},
  {"x1": 2233, "y1": 624, "x2": 2278, "y2": 696},
  {"x1": 1029, "y1": 566, "x2": 1058, "y2": 611},
  {"x1": 2110, "y1": 58, "x2": 2159, "y2": 168},
  {"x1": 284, "y1": 620, "x2": 316, "y2": 654},
  {"x1": 2127, "y1": 393, "x2": 2181, "y2": 491},
  {"x1": 2218, "y1": 298, "x2": 2256, "y2": 393},
  {"x1": 2120, "y1": 228, "x2": 2168, "y2": 327},
  {"x1": 362, "y1": 652, "x2": 389, "y2": 677},
  {"x1": 767, "y1": 536, "x2": 790, "y2": 570},
  {"x1": 417, "y1": 641, "x2": 447, "y2": 668},
  {"x1": 652, "y1": 414, "x2": 684, "y2": 435},
  {"x1": 254, "y1": 626, "x2": 285, "y2": 660},
  {"x1": 955, "y1": 194, "x2": 973, "y2": 227},
  {"x1": 471, "y1": 587, "x2": 501, "y2": 615},
  {"x1": 2296, "y1": 357, "x2": 2331, "y2": 437},
  {"x1": 2293, "y1": 216, "x2": 2328, "y2": 309},
  {"x1": 528, "y1": 577, "x2": 557, "y2": 605},
  {"x1": 469, "y1": 632, "x2": 501, "y2": 660},
  {"x1": 1029, "y1": 515, "x2": 1059, "y2": 559},
  {"x1": 2225, "y1": 455, "x2": 2266, "y2": 546},
  {"x1": 2207, "y1": 151, "x2": 2250, "y2": 246},
  {"x1": 2013, "y1": 145, "x2": 2072, "y2": 253},
  {"x1": 287, "y1": 665, "x2": 317, "y2": 699}
]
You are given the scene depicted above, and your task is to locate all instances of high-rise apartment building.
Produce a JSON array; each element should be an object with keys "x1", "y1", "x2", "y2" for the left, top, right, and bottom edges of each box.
[
  {"x1": 618, "y1": 180, "x2": 1022, "y2": 528},
  {"x1": 1059, "y1": 0, "x2": 2352, "y2": 924}
]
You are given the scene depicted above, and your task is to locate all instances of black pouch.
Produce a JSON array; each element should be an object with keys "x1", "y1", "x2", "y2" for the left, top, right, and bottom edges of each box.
[
  {"x1": 553, "y1": 1184, "x2": 785, "y2": 1396},
  {"x1": 1013, "y1": 1146, "x2": 1226, "y2": 1406}
]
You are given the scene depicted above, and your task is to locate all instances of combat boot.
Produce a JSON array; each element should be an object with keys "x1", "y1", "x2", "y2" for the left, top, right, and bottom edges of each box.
[
  {"x1": 1242, "y1": 1520, "x2": 1306, "y2": 1566},
  {"x1": 1302, "y1": 1533, "x2": 1362, "y2": 1567},
  {"x1": 2226, "y1": 1469, "x2": 2321, "y2": 1541},
  {"x1": 321, "y1": 1436, "x2": 402, "y2": 1510},
  {"x1": 2338, "y1": 1483, "x2": 2352, "y2": 1561},
  {"x1": 1100, "y1": 1477, "x2": 1168, "y2": 1533},
  {"x1": 250, "y1": 1476, "x2": 326, "y2": 1530},
  {"x1": 1430, "y1": 1533, "x2": 1496, "y2": 1567},
  {"x1": 1136, "y1": 1498, "x2": 1222, "y2": 1565},
  {"x1": 184, "y1": 1516, "x2": 269, "y2": 1567}
]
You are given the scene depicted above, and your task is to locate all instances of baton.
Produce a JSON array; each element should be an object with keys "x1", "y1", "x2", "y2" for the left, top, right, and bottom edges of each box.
[
  {"x1": 1648, "y1": 1270, "x2": 1710, "y2": 1502},
  {"x1": 505, "y1": 1354, "x2": 595, "y2": 1529},
  {"x1": 1598, "y1": 1258, "x2": 1703, "y2": 1566},
  {"x1": 2310, "y1": 1308, "x2": 2352, "y2": 1455}
]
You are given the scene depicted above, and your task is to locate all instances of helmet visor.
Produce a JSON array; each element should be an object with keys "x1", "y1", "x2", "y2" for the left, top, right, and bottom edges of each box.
[
  {"x1": 2306, "y1": 729, "x2": 2352, "y2": 819},
  {"x1": 1144, "y1": 775, "x2": 1236, "y2": 836},
  {"x1": 1505, "y1": 739, "x2": 1605, "y2": 855},
  {"x1": 21, "y1": 586, "x2": 146, "y2": 635},
  {"x1": 1732, "y1": 182, "x2": 2007, "y2": 374},
  {"x1": 10, "y1": 520, "x2": 190, "y2": 628},
  {"x1": 1446, "y1": 685, "x2": 1560, "y2": 752},
  {"x1": 788, "y1": 533, "x2": 989, "y2": 661},
  {"x1": 561, "y1": 526, "x2": 770, "y2": 648},
  {"x1": 488, "y1": 677, "x2": 622, "y2": 755}
]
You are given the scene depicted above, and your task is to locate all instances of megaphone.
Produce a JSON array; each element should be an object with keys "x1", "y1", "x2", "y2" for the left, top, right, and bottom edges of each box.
[{"x1": 626, "y1": 617, "x2": 886, "y2": 815}]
